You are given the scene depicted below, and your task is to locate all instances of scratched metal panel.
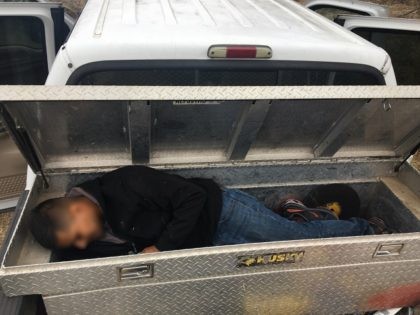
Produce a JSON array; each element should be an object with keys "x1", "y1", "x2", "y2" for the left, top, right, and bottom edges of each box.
[
  {"x1": 1, "y1": 233, "x2": 420, "y2": 296},
  {"x1": 0, "y1": 160, "x2": 404, "y2": 272},
  {"x1": 3, "y1": 101, "x2": 131, "y2": 169},
  {"x1": 43, "y1": 259, "x2": 420, "y2": 315},
  {"x1": 4, "y1": 99, "x2": 420, "y2": 168},
  {"x1": 1, "y1": 161, "x2": 419, "y2": 297},
  {"x1": 0, "y1": 86, "x2": 418, "y2": 312},
  {"x1": 43, "y1": 159, "x2": 399, "y2": 191}
]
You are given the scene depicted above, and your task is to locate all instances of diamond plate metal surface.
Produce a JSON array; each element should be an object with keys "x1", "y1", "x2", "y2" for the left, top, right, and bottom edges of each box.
[
  {"x1": 1, "y1": 168, "x2": 420, "y2": 299},
  {"x1": 43, "y1": 260, "x2": 420, "y2": 315},
  {"x1": 1, "y1": 86, "x2": 420, "y2": 101},
  {"x1": 1, "y1": 234, "x2": 420, "y2": 297},
  {"x1": 0, "y1": 85, "x2": 419, "y2": 313},
  {"x1": 0, "y1": 175, "x2": 25, "y2": 201}
]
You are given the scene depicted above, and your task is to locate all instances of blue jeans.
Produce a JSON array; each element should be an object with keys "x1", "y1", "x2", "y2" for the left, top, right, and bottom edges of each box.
[{"x1": 213, "y1": 189, "x2": 373, "y2": 246}]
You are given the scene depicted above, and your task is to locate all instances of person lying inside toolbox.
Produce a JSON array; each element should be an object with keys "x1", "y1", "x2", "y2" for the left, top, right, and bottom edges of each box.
[{"x1": 29, "y1": 166, "x2": 388, "y2": 260}]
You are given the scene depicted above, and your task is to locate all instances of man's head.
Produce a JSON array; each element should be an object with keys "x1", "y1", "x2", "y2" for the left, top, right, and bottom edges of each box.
[{"x1": 29, "y1": 196, "x2": 104, "y2": 250}]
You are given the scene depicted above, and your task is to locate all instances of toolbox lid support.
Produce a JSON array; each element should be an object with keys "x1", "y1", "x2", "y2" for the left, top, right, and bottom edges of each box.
[
  {"x1": 394, "y1": 125, "x2": 420, "y2": 158},
  {"x1": 128, "y1": 101, "x2": 151, "y2": 164},
  {"x1": 226, "y1": 100, "x2": 271, "y2": 160},
  {"x1": 313, "y1": 99, "x2": 368, "y2": 157}
]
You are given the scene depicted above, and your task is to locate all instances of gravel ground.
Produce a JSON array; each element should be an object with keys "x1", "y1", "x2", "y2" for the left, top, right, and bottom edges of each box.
[
  {"x1": 366, "y1": 0, "x2": 420, "y2": 19},
  {"x1": 0, "y1": 212, "x2": 13, "y2": 245},
  {"x1": 58, "y1": 0, "x2": 87, "y2": 18}
]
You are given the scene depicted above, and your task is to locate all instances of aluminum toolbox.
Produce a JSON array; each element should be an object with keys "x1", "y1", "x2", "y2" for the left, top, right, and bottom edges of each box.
[{"x1": 0, "y1": 86, "x2": 419, "y2": 314}]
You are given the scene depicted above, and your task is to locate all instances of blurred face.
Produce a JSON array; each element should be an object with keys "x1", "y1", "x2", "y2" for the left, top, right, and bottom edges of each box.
[{"x1": 56, "y1": 197, "x2": 104, "y2": 250}]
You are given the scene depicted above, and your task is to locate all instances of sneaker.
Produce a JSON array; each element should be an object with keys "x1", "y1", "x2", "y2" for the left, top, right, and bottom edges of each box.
[
  {"x1": 275, "y1": 198, "x2": 338, "y2": 222},
  {"x1": 368, "y1": 217, "x2": 393, "y2": 234}
]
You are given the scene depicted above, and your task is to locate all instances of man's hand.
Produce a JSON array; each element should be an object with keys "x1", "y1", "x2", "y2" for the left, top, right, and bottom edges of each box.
[{"x1": 141, "y1": 245, "x2": 160, "y2": 254}]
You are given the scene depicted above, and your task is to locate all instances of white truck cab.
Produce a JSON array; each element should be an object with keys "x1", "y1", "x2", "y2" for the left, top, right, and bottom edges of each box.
[
  {"x1": 7, "y1": 0, "x2": 420, "y2": 88},
  {"x1": 2, "y1": 0, "x2": 420, "y2": 87},
  {"x1": 45, "y1": 0, "x2": 396, "y2": 86}
]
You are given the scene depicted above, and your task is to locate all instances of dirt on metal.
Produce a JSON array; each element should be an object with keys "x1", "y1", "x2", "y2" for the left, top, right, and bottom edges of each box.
[
  {"x1": 412, "y1": 150, "x2": 420, "y2": 171},
  {"x1": 0, "y1": 212, "x2": 13, "y2": 246}
]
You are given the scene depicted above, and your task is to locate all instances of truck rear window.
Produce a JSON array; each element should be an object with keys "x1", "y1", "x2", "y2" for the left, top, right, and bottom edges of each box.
[
  {"x1": 352, "y1": 28, "x2": 420, "y2": 85},
  {"x1": 70, "y1": 61, "x2": 384, "y2": 86}
]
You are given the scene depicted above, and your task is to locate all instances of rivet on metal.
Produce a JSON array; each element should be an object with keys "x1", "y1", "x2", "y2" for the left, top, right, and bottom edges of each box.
[{"x1": 382, "y1": 99, "x2": 391, "y2": 111}]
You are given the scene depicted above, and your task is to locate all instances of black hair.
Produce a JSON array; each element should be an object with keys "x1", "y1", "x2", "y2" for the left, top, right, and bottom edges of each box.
[{"x1": 29, "y1": 197, "x2": 71, "y2": 250}]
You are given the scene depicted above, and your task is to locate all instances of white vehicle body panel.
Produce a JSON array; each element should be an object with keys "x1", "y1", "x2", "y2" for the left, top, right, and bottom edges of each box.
[
  {"x1": 340, "y1": 15, "x2": 420, "y2": 32},
  {"x1": 46, "y1": 0, "x2": 395, "y2": 85},
  {"x1": 305, "y1": 0, "x2": 389, "y2": 17}
]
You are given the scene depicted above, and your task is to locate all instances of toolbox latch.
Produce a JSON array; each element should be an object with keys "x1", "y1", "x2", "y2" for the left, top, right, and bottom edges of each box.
[
  {"x1": 373, "y1": 243, "x2": 404, "y2": 257},
  {"x1": 117, "y1": 264, "x2": 154, "y2": 281}
]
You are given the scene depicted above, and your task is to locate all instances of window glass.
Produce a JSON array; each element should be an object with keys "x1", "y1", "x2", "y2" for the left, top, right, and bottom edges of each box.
[
  {"x1": 76, "y1": 65, "x2": 382, "y2": 86},
  {"x1": 0, "y1": 16, "x2": 48, "y2": 84},
  {"x1": 353, "y1": 28, "x2": 420, "y2": 85},
  {"x1": 311, "y1": 6, "x2": 368, "y2": 20}
]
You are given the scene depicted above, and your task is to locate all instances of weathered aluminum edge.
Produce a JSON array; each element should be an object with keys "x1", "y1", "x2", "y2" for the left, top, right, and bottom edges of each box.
[
  {"x1": 2, "y1": 233, "x2": 420, "y2": 296},
  {"x1": 1, "y1": 86, "x2": 420, "y2": 101}
]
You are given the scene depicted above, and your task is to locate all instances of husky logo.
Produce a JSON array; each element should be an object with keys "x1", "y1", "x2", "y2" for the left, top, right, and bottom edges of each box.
[{"x1": 237, "y1": 251, "x2": 305, "y2": 268}]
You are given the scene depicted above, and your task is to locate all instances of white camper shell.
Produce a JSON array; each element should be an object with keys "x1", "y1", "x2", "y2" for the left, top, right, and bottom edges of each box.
[{"x1": 45, "y1": 0, "x2": 396, "y2": 85}]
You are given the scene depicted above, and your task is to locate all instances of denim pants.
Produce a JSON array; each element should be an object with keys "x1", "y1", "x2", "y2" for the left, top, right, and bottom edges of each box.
[{"x1": 213, "y1": 189, "x2": 373, "y2": 246}]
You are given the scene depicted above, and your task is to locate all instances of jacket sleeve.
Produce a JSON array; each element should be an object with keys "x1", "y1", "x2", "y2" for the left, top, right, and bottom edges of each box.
[{"x1": 110, "y1": 166, "x2": 207, "y2": 251}]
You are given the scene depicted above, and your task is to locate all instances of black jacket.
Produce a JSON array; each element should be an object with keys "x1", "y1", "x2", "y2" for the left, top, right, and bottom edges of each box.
[{"x1": 57, "y1": 166, "x2": 222, "y2": 260}]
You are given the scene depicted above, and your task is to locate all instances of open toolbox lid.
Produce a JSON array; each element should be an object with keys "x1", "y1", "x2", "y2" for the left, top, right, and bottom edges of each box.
[{"x1": 0, "y1": 86, "x2": 419, "y2": 178}]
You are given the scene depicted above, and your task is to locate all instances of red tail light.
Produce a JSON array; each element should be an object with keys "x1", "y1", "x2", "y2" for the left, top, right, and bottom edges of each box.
[
  {"x1": 208, "y1": 45, "x2": 272, "y2": 59},
  {"x1": 227, "y1": 46, "x2": 257, "y2": 58}
]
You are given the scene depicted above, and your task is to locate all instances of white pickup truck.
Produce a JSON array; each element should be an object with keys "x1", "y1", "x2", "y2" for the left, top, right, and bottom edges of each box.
[{"x1": 0, "y1": 0, "x2": 419, "y2": 314}]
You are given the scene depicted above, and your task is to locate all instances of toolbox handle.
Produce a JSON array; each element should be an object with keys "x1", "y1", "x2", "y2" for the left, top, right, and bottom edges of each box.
[
  {"x1": 373, "y1": 243, "x2": 404, "y2": 257},
  {"x1": 117, "y1": 264, "x2": 154, "y2": 281}
]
